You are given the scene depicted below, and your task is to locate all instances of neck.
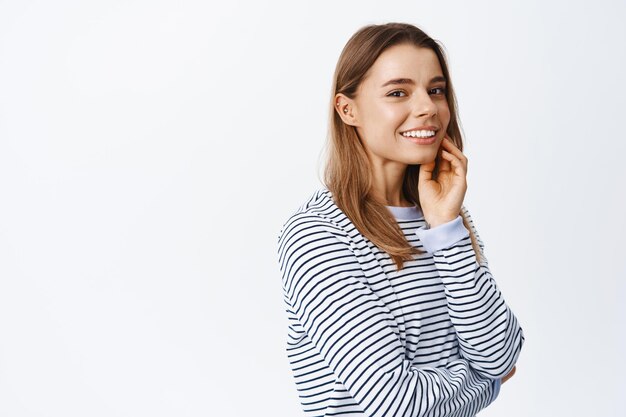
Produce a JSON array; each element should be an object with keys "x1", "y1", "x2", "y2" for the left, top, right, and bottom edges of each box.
[{"x1": 368, "y1": 161, "x2": 409, "y2": 206}]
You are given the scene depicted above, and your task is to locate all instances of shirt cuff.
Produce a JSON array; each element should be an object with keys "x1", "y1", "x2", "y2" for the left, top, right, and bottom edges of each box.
[
  {"x1": 414, "y1": 215, "x2": 469, "y2": 253},
  {"x1": 491, "y1": 378, "x2": 502, "y2": 403}
]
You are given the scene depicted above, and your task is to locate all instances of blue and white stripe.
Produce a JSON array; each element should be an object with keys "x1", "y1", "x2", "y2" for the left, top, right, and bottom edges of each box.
[{"x1": 276, "y1": 187, "x2": 524, "y2": 417}]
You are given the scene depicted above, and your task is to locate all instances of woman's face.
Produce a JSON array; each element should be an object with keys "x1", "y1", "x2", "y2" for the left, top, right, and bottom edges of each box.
[{"x1": 339, "y1": 43, "x2": 451, "y2": 167}]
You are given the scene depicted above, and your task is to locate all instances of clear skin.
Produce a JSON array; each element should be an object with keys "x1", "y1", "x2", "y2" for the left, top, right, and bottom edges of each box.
[{"x1": 335, "y1": 43, "x2": 516, "y2": 384}]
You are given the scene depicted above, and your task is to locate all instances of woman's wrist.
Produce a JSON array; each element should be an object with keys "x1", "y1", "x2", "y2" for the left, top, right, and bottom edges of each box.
[{"x1": 425, "y1": 216, "x2": 458, "y2": 228}]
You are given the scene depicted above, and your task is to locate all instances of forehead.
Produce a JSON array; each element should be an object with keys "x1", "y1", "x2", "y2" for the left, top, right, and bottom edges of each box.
[{"x1": 364, "y1": 44, "x2": 443, "y2": 86}]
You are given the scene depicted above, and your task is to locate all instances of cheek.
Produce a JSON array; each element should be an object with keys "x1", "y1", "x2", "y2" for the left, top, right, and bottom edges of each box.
[
  {"x1": 366, "y1": 108, "x2": 390, "y2": 128},
  {"x1": 438, "y1": 103, "x2": 451, "y2": 122},
  {"x1": 360, "y1": 103, "x2": 407, "y2": 145},
  {"x1": 364, "y1": 105, "x2": 402, "y2": 136}
]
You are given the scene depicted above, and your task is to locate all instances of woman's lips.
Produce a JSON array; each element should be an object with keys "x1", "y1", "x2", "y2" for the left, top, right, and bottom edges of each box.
[{"x1": 401, "y1": 134, "x2": 437, "y2": 145}]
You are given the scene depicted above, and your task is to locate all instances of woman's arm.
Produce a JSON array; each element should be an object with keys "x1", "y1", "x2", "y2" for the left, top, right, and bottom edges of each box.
[
  {"x1": 277, "y1": 213, "x2": 500, "y2": 417},
  {"x1": 415, "y1": 205, "x2": 525, "y2": 380}
]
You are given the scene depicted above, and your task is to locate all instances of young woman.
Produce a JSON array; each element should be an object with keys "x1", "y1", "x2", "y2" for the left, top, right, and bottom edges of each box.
[{"x1": 276, "y1": 22, "x2": 524, "y2": 417}]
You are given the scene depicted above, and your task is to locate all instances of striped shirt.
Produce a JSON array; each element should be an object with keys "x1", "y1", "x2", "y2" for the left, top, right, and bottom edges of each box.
[{"x1": 276, "y1": 187, "x2": 525, "y2": 417}]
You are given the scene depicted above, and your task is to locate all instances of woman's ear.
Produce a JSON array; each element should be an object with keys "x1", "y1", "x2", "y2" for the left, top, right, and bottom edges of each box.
[{"x1": 335, "y1": 93, "x2": 358, "y2": 126}]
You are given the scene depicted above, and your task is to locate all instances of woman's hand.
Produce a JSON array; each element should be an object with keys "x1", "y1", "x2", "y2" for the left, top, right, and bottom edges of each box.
[
  {"x1": 418, "y1": 136, "x2": 468, "y2": 227},
  {"x1": 502, "y1": 366, "x2": 516, "y2": 384}
]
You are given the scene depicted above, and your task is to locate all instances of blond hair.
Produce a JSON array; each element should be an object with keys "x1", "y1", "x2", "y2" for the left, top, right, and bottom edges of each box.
[{"x1": 320, "y1": 22, "x2": 484, "y2": 271}]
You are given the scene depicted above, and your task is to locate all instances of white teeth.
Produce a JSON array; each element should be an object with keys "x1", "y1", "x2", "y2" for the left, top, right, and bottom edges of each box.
[{"x1": 402, "y1": 130, "x2": 436, "y2": 138}]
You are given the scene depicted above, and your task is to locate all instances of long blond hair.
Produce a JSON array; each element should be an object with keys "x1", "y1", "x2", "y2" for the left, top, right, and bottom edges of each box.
[{"x1": 320, "y1": 22, "x2": 483, "y2": 271}]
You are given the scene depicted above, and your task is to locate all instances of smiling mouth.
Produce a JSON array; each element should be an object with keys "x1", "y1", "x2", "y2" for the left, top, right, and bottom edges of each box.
[
  {"x1": 400, "y1": 130, "x2": 437, "y2": 139},
  {"x1": 401, "y1": 133, "x2": 438, "y2": 145}
]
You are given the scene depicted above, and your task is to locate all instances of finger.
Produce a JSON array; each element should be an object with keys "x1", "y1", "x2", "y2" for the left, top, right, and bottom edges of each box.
[
  {"x1": 441, "y1": 150, "x2": 463, "y2": 174},
  {"x1": 435, "y1": 141, "x2": 451, "y2": 172},
  {"x1": 441, "y1": 149, "x2": 466, "y2": 177},
  {"x1": 441, "y1": 137, "x2": 468, "y2": 169},
  {"x1": 441, "y1": 137, "x2": 467, "y2": 162},
  {"x1": 437, "y1": 144, "x2": 452, "y2": 173},
  {"x1": 419, "y1": 156, "x2": 436, "y2": 183}
]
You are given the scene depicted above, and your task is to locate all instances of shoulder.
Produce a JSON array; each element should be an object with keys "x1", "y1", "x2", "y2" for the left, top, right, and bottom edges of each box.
[
  {"x1": 277, "y1": 189, "x2": 360, "y2": 298},
  {"x1": 277, "y1": 187, "x2": 348, "y2": 245},
  {"x1": 277, "y1": 188, "x2": 348, "y2": 246},
  {"x1": 276, "y1": 187, "x2": 353, "y2": 272}
]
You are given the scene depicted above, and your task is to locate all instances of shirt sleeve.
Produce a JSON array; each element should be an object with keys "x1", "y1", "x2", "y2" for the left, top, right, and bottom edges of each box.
[
  {"x1": 490, "y1": 378, "x2": 502, "y2": 404},
  {"x1": 277, "y1": 213, "x2": 498, "y2": 417},
  {"x1": 415, "y1": 215, "x2": 469, "y2": 254},
  {"x1": 414, "y1": 206, "x2": 525, "y2": 380}
]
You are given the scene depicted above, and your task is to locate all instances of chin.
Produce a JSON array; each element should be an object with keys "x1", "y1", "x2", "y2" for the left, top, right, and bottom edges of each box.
[{"x1": 407, "y1": 149, "x2": 438, "y2": 165}]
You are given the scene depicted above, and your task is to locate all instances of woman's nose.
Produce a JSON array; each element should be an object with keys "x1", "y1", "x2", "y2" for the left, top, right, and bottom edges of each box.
[{"x1": 411, "y1": 91, "x2": 438, "y2": 118}]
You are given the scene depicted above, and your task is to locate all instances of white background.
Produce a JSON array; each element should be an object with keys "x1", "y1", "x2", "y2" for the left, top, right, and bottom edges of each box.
[{"x1": 1, "y1": 1, "x2": 624, "y2": 416}]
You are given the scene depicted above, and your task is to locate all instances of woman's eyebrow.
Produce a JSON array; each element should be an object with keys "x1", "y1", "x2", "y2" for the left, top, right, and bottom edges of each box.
[{"x1": 380, "y1": 76, "x2": 447, "y2": 88}]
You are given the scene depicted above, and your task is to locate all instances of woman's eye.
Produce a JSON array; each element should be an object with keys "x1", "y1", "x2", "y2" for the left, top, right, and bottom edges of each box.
[
  {"x1": 388, "y1": 88, "x2": 446, "y2": 97},
  {"x1": 388, "y1": 90, "x2": 407, "y2": 97}
]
